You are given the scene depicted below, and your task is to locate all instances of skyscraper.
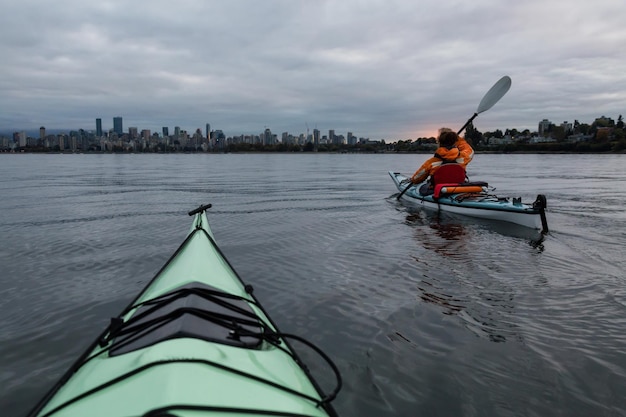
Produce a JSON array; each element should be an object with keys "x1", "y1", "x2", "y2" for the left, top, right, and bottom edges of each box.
[
  {"x1": 205, "y1": 123, "x2": 211, "y2": 140},
  {"x1": 313, "y1": 129, "x2": 320, "y2": 149},
  {"x1": 263, "y1": 128, "x2": 272, "y2": 145},
  {"x1": 113, "y1": 117, "x2": 123, "y2": 135},
  {"x1": 96, "y1": 118, "x2": 102, "y2": 137},
  {"x1": 538, "y1": 119, "x2": 551, "y2": 136}
]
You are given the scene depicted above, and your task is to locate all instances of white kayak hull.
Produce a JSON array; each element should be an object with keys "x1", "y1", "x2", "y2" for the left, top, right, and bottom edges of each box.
[{"x1": 389, "y1": 171, "x2": 548, "y2": 232}]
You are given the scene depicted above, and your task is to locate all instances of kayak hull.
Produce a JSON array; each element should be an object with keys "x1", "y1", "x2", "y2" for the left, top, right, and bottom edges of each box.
[
  {"x1": 389, "y1": 171, "x2": 548, "y2": 232},
  {"x1": 29, "y1": 205, "x2": 339, "y2": 417}
]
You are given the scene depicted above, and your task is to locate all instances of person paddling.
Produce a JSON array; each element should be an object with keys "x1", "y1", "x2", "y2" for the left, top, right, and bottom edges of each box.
[
  {"x1": 396, "y1": 76, "x2": 511, "y2": 200},
  {"x1": 409, "y1": 128, "x2": 474, "y2": 194}
]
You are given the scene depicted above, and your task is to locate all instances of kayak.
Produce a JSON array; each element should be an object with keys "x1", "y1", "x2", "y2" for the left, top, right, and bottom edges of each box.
[
  {"x1": 389, "y1": 171, "x2": 548, "y2": 232},
  {"x1": 27, "y1": 204, "x2": 341, "y2": 417}
]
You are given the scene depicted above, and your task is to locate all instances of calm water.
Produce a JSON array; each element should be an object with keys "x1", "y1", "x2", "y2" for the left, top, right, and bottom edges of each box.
[{"x1": 1, "y1": 153, "x2": 625, "y2": 417}]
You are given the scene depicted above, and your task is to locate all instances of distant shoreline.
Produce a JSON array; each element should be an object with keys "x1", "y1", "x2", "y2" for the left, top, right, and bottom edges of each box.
[{"x1": 2, "y1": 149, "x2": 625, "y2": 155}]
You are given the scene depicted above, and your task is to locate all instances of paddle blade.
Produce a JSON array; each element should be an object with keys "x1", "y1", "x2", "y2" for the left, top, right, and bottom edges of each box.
[{"x1": 476, "y1": 76, "x2": 511, "y2": 114}]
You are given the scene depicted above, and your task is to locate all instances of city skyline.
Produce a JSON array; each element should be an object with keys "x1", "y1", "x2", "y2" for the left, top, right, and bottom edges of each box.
[
  {"x1": 2, "y1": 113, "x2": 622, "y2": 144},
  {"x1": 1, "y1": 2, "x2": 625, "y2": 140},
  {"x1": 3, "y1": 111, "x2": 624, "y2": 153}
]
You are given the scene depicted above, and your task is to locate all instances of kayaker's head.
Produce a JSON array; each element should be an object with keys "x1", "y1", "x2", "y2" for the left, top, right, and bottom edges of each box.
[{"x1": 438, "y1": 128, "x2": 458, "y2": 149}]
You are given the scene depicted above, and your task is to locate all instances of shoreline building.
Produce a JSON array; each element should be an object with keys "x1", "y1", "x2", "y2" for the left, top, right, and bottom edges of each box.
[
  {"x1": 538, "y1": 119, "x2": 552, "y2": 136},
  {"x1": 313, "y1": 128, "x2": 320, "y2": 151},
  {"x1": 113, "y1": 117, "x2": 123, "y2": 136}
]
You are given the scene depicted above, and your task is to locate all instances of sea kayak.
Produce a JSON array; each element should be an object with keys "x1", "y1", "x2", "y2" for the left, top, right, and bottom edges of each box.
[
  {"x1": 28, "y1": 204, "x2": 341, "y2": 417},
  {"x1": 390, "y1": 171, "x2": 548, "y2": 232}
]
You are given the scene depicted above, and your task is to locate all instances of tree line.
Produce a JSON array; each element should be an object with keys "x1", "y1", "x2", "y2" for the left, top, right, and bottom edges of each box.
[{"x1": 394, "y1": 115, "x2": 626, "y2": 153}]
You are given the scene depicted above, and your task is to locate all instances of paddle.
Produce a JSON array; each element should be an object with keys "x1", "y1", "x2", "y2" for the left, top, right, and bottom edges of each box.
[{"x1": 396, "y1": 75, "x2": 512, "y2": 200}]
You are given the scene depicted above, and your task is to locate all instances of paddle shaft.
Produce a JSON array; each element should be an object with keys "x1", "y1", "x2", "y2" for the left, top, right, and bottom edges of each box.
[{"x1": 457, "y1": 112, "x2": 478, "y2": 136}]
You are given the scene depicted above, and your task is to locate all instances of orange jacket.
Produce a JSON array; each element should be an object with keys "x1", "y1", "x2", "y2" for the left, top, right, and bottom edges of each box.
[
  {"x1": 456, "y1": 137, "x2": 474, "y2": 165},
  {"x1": 411, "y1": 137, "x2": 474, "y2": 183}
]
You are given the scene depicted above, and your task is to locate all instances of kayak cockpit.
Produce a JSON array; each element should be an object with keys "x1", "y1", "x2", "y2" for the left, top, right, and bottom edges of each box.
[{"x1": 103, "y1": 282, "x2": 267, "y2": 356}]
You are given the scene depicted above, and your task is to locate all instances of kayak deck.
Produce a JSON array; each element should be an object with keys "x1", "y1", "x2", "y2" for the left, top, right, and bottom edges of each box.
[
  {"x1": 29, "y1": 204, "x2": 340, "y2": 417},
  {"x1": 389, "y1": 171, "x2": 548, "y2": 232}
]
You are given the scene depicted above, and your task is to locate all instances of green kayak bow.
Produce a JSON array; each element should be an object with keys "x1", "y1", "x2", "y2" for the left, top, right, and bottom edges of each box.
[{"x1": 28, "y1": 204, "x2": 341, "y2": 417}]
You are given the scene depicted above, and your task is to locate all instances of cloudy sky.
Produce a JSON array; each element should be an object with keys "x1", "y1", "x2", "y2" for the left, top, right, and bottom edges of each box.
[{"x1": 2, "y1": 0, "x2": 625, "y2": 140}]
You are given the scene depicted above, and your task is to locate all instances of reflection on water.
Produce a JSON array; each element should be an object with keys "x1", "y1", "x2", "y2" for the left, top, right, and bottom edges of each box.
[
  {"x1": 404, "y1": 206, "x2": 546, "y2": 250},
  {"x1": 402, "y1": 208, "x2": 536, "y2": 343},
  {"x1": 404, "y1": 209, "x2": 469, "y2": 259},
  {"x1": 417, "y1": 279, "x2": 465, "y2": 315}
]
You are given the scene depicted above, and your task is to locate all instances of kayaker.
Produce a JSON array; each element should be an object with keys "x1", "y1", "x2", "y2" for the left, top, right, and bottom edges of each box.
[{"x1": 409, "y1": 128, "x2": 474, "y2": 193}]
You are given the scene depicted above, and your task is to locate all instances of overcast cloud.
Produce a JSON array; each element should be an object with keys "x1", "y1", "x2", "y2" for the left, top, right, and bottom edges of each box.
[{"x1": 1, "y1": 0, "x2": 625, "y2": 139}]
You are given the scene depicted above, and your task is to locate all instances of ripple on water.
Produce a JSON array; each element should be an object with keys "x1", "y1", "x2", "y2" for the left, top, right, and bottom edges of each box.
[{"x1": 3, "y1": 154, "x2": 626, "y2": 417}]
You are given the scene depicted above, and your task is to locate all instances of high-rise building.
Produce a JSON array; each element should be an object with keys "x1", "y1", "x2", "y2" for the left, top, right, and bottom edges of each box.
[
  {"x1": 538, "y1": 119, "x2": 551, "y2": 136},
  {"x1": 163, "y1": 127, "x2": 169, "y2": 137},
  {"x1": 263, "y1": 128, "x2": 273, "y2": 145},
  {"x1": 16, "y1": 131, "x2": 27, "y2": 147},
  {"x1": 214, "y1": 130, "x2": 225, "y2": 149},
  {"x1": 205, "y1": 123, "x2": 211, "y2": 140},
  {"x1": 561, "y1": 121, "x2": 573, "y2": 134},
  {"x1": 347, "y1": 132, "x2": 356, "y2": 145},
  {"x1": 39, "y1": 126, "x2": 46, "y2": 140},
  {"x1": 113, "y1": 117, "x2": 123, "y2": 135},
  {"x1": 96, "y1": 118, "x2": 102, "y2": 137}
]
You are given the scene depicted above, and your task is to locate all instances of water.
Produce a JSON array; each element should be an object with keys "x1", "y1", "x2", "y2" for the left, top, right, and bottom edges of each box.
[{"x1": 1, "y1": 153, "x2": 625, "y2": 417}]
